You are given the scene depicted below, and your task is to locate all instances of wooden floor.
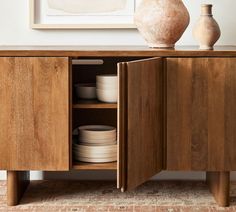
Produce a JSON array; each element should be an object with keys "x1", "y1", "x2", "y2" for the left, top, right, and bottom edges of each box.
[{"x1": 1, "y1": 180, "x2": 236, "y2": 211}]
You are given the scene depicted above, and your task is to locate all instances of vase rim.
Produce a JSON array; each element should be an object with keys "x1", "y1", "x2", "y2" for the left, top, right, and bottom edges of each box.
[
  {"x1": 201, "y1": 4, "x2": 213, "y2": 16},
  {"x1": 201, "y1": 4, "x2": 213, "y2": 7}
]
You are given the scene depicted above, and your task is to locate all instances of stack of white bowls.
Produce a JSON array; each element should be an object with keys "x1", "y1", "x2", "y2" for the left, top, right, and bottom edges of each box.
[
  {"x1": 73, "y1": 125, "x2": 117, "y2": 163},
  {"x1": 96, "y1": 75, "x2": 118, "y2": 103}
]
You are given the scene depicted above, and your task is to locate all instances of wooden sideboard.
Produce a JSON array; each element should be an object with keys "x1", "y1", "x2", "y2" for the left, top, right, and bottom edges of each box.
[{"x1": 0, "y1": 46, "x2": 236, "y2": 207}]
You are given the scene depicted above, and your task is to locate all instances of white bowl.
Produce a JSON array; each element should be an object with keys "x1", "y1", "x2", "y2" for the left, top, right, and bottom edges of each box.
[
  {"x1": 74, "y1": 83, "x2": 96, "y2": 100},
  {"x1": 96, "y1": 82, "x2": 118, "y2": 90},
  {"x1": 96, "y1": 89, "x2": 118, "y2": 103},
  {"x1": 96, "y1": 75, "x2": 118, "y2": 85}
]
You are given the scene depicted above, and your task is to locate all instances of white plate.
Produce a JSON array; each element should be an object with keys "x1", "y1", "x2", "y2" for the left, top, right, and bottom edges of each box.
[
  {"x1": 73, "y1": 144, "x2": 117, "y2": 150},
  {"x1": 79, "y1": 125, "x2": 116, "y2": 140},
  {"x1": 74, "y1": 156, "x2": 117, "y2": 163},
  {"x1": 79, "y1": 138, "x2": 117, "y2": 144},
  {"x1": 76, "y1": 141, "x2": 117, "y2": 146},
  {"x1": 73, "y1": 147, "x2": 117, "y2": 154},
  {"x1": 73, "y1": 150, "x2": 117, "y2": 158},
  {"x1": 75, "y1": 143, "x2": 117, "y2": 150},
  {"x1": 73, "y1": 146, "x2": 117, "y2": 154},
  {"x1": 79, "y1": 132, "x2": 116, "y2": 140}
]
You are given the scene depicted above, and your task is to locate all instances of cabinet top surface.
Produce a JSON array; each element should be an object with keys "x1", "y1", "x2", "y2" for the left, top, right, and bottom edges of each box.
[{"x1": 0, "y1": 45, "x2": 236, "y2": 57}]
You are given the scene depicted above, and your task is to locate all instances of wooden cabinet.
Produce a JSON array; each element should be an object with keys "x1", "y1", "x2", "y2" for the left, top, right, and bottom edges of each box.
[
  {"x1": 71, "y1": 57, "x2": 164, "y2": 191},
  {"x1": 166, "y1": 58, "x2": 236, "y2": 171},
  {"x1": 0, "y1": 57, "x2": 70, "y2": 171},
  {"x1": 0, "y1": 46, "x2": 236, "y2": 207}
]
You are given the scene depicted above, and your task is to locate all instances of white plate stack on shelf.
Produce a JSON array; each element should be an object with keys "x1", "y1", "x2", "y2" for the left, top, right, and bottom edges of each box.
[
  {"x1": 73, "y1": 125, "x2": 117, "y2": 163},
  {"x1": 96, "y1": 75, "x2": 118, "y2": 103}
]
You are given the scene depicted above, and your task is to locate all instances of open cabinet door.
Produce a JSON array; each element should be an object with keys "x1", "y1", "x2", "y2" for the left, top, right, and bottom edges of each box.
[{"x1": 118, "y1": 57, "x2": 163, "y2": 191}]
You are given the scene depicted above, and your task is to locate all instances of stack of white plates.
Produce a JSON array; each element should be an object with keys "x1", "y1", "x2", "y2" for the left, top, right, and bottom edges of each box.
[
  {"x1": 96, "y1": 75, "x2": 118, "y2": 103},
  {"x1": 73, "y1": 125, "x2": 117, "y2": 163}
]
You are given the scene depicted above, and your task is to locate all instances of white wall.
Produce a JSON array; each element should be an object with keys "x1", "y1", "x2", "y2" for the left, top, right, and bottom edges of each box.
[
  {"x1": 0, "y1": 0, "x2": 236, "y2": 46},
  {"x1": 0, "y1": 0, "x2": 236, "y2": 180}
]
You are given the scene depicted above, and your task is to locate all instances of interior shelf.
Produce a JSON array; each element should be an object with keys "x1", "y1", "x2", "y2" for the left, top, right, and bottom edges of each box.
[
  {"x1": 73, "y1": 100, "x2": 117, "y2": 109},
  {"x1": 72, "y1": 161, "x2": 117, "y2": 170}
]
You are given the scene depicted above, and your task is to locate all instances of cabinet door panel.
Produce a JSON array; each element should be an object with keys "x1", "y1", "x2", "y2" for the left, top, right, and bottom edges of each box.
[
  {"x1": 0, "y1": 57, "x2": 70, "y2": 170},
  {"x1": 166, "y1": 58, "x2": 236, "y2": 171},
  {"x1": 118, "y1": 58, "x2": 163, "y2": 191}
]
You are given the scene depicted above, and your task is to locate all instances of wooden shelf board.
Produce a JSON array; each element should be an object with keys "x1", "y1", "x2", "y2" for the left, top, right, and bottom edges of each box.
[
  {"x1": 72, "y1": 161, "x2": 117, "y2": 170},
  {"x1": 73, "y1": 100, "x2": 117, "y2": 109}
]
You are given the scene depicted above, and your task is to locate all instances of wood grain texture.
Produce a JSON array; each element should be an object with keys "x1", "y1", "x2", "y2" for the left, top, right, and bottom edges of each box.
[
  {"x1": 166, "y1": 58, "x2": 236, "y2": 171},
  {"x1": 0, "y1": 46, "x2": 235, "y2": 57},
  {"x1": 0, "y1": 57, "x2": 70, "y2": 170},
  {"x1": 72, "y1": 162, "x2": 117, "y2": 170},
  {"x1": 117, "y1": 62, "x2": 127, "y2": 190},
  {"x1": 7, "y1": 171, "x2": 30, "y2": 206},
  {"x1": 69, "y1": 59, "x2": 73, "y2": 169},
  {"x1": 120, "y1": 58, "x2": 163, "y2": 191},
  {"x1": 73, "y1": 101, "x2": 117, "y2": 109},
  {"x1": 206, "y1": 171, "x2": 230, "y2": 207}
]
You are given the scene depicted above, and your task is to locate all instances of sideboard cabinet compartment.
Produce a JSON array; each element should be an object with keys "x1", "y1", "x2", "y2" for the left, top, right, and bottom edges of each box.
[
  {"x1": 166, "y1": 57, "x2": 236, "y2": 171},
  {"x1": 0, "y1": 57, "x2": 70, "y2": 171}
]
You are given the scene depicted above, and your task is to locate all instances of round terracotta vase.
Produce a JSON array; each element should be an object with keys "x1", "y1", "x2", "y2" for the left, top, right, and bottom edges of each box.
[{"x1": 134, "y1": 0, "x2": 190, "y2": 48}]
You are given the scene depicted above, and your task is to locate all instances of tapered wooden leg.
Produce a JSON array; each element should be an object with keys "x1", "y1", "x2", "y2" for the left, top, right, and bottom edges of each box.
[
  {"x1": 206, "y1": 171, "x2": 230, "y2": 207},
  {"x1": 7, "y1": 171, "x2": 30, "y2": 206}
]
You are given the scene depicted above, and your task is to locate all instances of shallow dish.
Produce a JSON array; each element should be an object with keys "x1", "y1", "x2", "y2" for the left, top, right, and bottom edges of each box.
[
  {"x1": 79, "y1": 125, "x2": 116, "y2": 140},
  {"x1": 77, "y1": 141, "x2": 117, "y2": 146},
  {"x1": 79, "y1": 138, "x2": 117, "y2": 144},
  {"x1": 73, "y1": 148, "x2": 117, "y2": 155},
  {"x1": 74, "y1": 156, "x2": 117, "y2": 163},
  {"x1": 74, "y1": 83, "x2": 96, "y2": 100},
  {"x1": 73, "y1": 150, "x2": 117, "y2": 158},
  {"x1": 74, "y1": 144, "x2": 117, "y2": 152}
]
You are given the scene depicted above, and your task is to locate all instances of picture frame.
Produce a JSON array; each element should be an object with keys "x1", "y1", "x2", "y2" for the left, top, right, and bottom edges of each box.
[{"x1": 30, "y1": 0, "x2": 139, "y2": 29}]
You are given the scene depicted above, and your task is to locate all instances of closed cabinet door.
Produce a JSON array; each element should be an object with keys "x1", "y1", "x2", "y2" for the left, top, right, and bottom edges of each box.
[
  {"x1": 166, "y1": 58, "x2": 236, "y2": 171},
  {"x1": 118, "y1": 57, "x2": 163, "y2": 191},
  {"x1": 0, "y1": 57, "x2": 70, "y2": 171}
]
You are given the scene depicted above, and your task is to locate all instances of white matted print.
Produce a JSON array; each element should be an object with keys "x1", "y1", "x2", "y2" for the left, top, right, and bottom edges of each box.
[{"x1": 30, "y1": 0, "x2": 141, "y2": 29}]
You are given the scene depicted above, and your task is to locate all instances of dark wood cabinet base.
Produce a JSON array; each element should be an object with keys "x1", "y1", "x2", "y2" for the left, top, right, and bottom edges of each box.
[
  {"x1": 7, "y1": 171, "x2": 30, "y2": 206},
  {"x1": 206, "y1": 171, "x2": 230, "y2": 207}
]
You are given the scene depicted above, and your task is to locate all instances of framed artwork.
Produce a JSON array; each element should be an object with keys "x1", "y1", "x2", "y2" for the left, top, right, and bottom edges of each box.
[{"x1": 30, "y1": 0, "x2": 140, "y2": 29}]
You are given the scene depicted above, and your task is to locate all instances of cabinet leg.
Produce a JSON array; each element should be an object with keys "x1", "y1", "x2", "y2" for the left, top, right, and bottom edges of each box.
[
  {"x1": 206, "y1": 171, "x2": 230, "y2": 207},
  {"x1": 7, "y1": 171, "x2": 30, "y2": 206}
]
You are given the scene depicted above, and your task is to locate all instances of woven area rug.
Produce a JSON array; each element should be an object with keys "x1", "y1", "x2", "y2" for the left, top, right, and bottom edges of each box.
[{"x1": 1, "y1": 180, "x2": 236, "y2": 211}]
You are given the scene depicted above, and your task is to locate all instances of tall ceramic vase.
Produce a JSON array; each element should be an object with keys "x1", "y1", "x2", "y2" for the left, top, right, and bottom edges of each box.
[
  {"x1": 134, "y1": 0, "x2": 190, "y2": 48},
  {"x1": 193, "y1": 4, "x2": 221, "y2": 50}
]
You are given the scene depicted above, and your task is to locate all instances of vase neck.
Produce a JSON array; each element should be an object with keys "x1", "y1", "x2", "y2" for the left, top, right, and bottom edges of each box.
[{"x1": 201, "y1": 4, "x2": 213, "y2": 16}]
